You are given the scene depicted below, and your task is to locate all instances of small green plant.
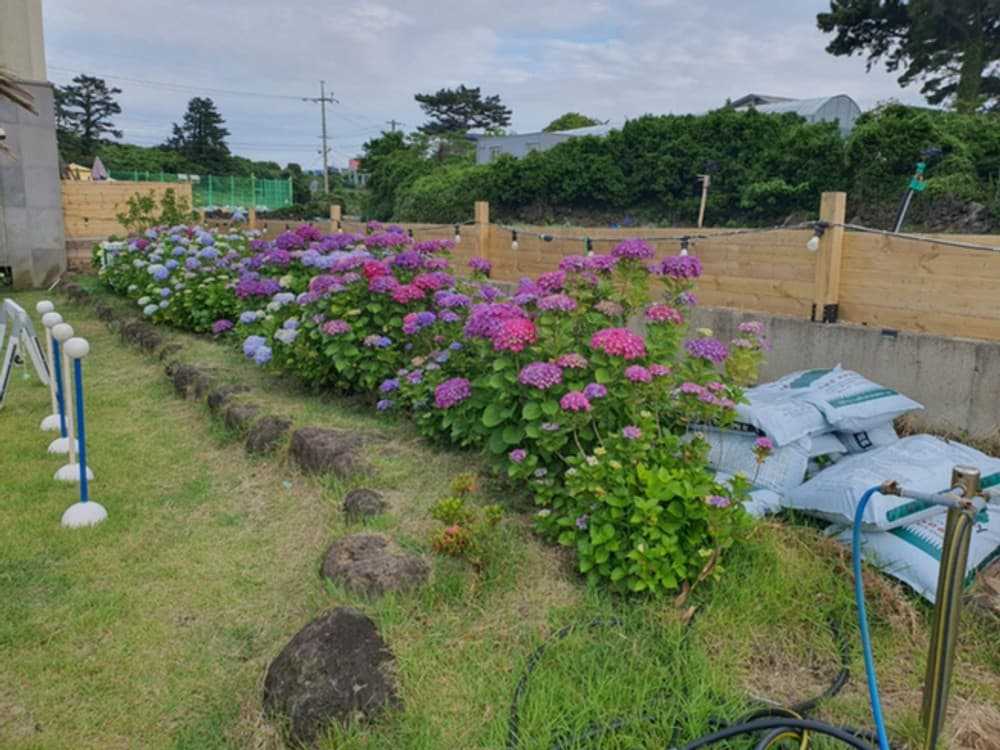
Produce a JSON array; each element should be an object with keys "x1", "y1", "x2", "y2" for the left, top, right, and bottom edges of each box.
[
  {"x1": 116, "y1": 188, "x2": 195, "y2": 235},
  {"x1": 428, "y1": 478, "x2": 503, "y2": 567}
]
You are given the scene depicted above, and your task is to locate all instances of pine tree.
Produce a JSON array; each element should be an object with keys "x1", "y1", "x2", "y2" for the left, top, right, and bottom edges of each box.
[{"x1": 165, "y1": 97, "x2": 231, "y2": 173}]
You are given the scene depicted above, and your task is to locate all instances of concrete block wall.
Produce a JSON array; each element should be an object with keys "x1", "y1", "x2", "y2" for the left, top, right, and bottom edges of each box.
[
  {"x1": 690, "y1": 307, "x2": 999, "y2": 440},
  {"x1": 0, "y1": 81, "x2": 66, "y2": 288}
]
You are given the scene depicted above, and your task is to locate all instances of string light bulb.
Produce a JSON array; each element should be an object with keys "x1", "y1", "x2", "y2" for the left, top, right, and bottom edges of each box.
[
  {"x1": 680, "y1": 237, "x2": 690, "y2": 256},
  {"x1": 454, "y1": 225, "x2": 461, "y2": 244},
  {"x1": 408, "y1": 228, "x2": 414, "y2": 238},
  {"x1": 337, "y1": 220, "x2": 343, "y2": 234},
  {"x1": 585, "y1": 236, "x2": 593, "y2": 256},
  {"x1": 807, "y1": 222, "x2": 828, "y2": 252},
  {"x1": 511, "y1": 230, "x2": 518, "y2": 251}
]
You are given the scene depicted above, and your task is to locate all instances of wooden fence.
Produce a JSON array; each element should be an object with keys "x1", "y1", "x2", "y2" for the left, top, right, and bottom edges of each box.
[
  {"x1": 332, "y1": 197, "x2": 1000, "y2": 343},
  {"x1": 66, "y1": 190, "x2": 1000, "y2": 343}
]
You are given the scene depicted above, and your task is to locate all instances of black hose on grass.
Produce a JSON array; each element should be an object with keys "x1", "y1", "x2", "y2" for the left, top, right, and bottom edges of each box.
[{"x1": 507, "y1": 616, "x2": 882, "y2": 749}]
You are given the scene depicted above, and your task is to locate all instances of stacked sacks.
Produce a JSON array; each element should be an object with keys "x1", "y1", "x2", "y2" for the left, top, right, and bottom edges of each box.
[
  {"x1": 795, "y1": 435, "x2": 1000, "y2": 603},
  {"x1": 705, "y1": 365, "x2": 920, "y2": 517}
]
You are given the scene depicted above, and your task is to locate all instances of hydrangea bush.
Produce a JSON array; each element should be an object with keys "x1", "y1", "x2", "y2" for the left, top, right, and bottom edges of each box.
[{"x1": 99, "y1": 226, "x2": 771, "y2": 596}]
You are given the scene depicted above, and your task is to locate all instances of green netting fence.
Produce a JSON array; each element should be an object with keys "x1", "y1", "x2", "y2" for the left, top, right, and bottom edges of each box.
[{"x1": 106, "y1": 171, "x2": 293, "y2": 211}]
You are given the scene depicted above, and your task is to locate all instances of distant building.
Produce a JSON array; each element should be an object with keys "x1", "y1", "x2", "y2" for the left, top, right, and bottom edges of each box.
[
  {"x1": 475, "y1": 122, "x2": 620, "y2": 165},
  {"x1": 731, "y1": 94, "x2": 862, "y2": 135}
]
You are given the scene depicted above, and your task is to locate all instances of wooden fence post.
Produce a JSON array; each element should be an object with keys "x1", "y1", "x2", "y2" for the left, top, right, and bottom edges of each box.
[
  {"x1": 329, "y1": 203, "x2": 342, "y2": 234},
  {"x1": 248, "y1": 205, "x2": 257, "y2": 230},
  {"x1": 812, "y1": 191, "x2": 846, "y2": 323},
  {"x1": 475, "y1": 201, "x2": 491, "y2": 268}
]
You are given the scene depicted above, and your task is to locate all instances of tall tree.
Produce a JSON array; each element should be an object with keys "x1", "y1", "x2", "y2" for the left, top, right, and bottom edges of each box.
[
  {"x1": 817, "y1": 0, "x2": 1000, "y2": 113},
  {"x1": 165, "y1": 97, "x2": 231, "y2": 173},
  {"x1": 543, "y1": 113, "x2": 603, "y2": 132},
  {"x1": 414, "y1": 84, "x2": 512, "y2": 134},
  {"x1": 55, "y1": 74, "x2": 123, "y2": 156}
]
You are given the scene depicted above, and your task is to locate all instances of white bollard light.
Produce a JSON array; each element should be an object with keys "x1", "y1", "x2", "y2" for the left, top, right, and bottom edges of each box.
[
  {"x1": 47, "y1": 322, "x2": 78, "y2": 455},
  {"x1": 60, "y1": 337, "x2": 106, "y2": 527},
  {"x1": 40, "y1": 310, "x2": 63, "y2": 431}
]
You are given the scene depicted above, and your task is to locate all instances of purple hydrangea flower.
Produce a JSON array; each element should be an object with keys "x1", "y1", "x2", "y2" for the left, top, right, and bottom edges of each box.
[
  {"x1": 322, "y1": 319, "x2": 351, "y2": 336},
  {"x1": 657, "y1": 255, "x2": 703, "y2": 278},
  {"x1": 379, "y1": 379, "x2": 400, "y2": 393},
  {"x1": 706, "y1": 495, "x2": 732, "y2": 508},
  {"x1": 540, "y1": 422, "x2": 561, "y2": 432},
  {"x1": 434, "y1": 377, "x2": 472, "y2": 409},
  {"x1": 555, "y1": 353, "x2": 588, "y2": 369},
  {"x1": 243, "y1": 335, "x2": 267, "y2": 357},
  {"x1": 469, "y1": 256, "x2": 492, "y2": 274},
  {"x1": 509, "y1": 448, "x2": 527, "y2": 463},
  {"x1": 622, "y1": 425, "x2": 642, "y2": 439},
  {"x1": 518, "y1": 361, "x2": 563, "y2": 390},
  {"x1": 211, "y1": 319, "x2": 234, "y2": 335},
  {"x1": 575, "y1": 514, "x2": 589, "y2": 530},
  {"x1": 583, "y1": 383, "x2": 608, "y2": 399},
  {"x1": 611, "y1": 237, "x2": 655, "y2": 261},
  {"x1": 685, "y1": 337, "x2": 729, "y2": 364},
  {"x1": 376, "y1": 399, "x2": 393, "y2": 411},
  {"x1": 253, "y1": 345, "x2": 273, "y2": 366},
  {"x1": 536, "y1": 294, "x2": 578, "y2": 312}
]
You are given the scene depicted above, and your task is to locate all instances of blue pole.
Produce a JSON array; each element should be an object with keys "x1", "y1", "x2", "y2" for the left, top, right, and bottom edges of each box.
[
  {"x1": 73, "y1": 358, "x2": 89, "y2": 503},
  {"x1": 52, "y1": 339, "x2": 67, "y2": 439}
]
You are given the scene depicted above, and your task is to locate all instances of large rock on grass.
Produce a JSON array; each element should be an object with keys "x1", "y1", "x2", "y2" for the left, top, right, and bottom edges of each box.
[
  {"x1": 263, "y1": 607, "x2": 399, "y2": 746},
  {"x1": 322, "y1": 534, "x2": 428, "y2": 596},
  {"x1": 245, "y1": 415, "x2": 292, "y2": 455},
  {"x1": 289, "y1": 427, "x2": 369, "y2": 478},
  {"x1": 343, "y1": 488, "x2": 387, "y2": 520}
]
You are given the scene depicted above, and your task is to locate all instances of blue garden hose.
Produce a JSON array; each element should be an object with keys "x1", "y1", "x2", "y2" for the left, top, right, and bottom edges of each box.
[{"x1": 853, "y1": 486, "x2": 891, "y2": 750}]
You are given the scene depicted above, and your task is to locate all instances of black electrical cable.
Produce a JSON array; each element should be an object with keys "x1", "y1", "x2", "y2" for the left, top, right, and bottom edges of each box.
[{"x1": 675, "y1": 717, "x2": 876, "y2": 749}]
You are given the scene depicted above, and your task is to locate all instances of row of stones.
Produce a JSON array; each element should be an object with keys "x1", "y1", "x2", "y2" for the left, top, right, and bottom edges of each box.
[{"x1": 61, "y1": 281, "x2": 425, "y2": 745}]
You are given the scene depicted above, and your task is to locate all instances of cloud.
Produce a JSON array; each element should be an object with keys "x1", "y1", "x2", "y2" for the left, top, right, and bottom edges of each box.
[{"x1": 43, "y1": 0, "x2": 928, "y2": 167}]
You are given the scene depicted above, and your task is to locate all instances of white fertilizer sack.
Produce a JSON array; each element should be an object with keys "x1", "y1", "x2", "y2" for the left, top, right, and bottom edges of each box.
[
  {"x1": 786, "y1": 435, "x2": 1000, "y2": 530},
  {"x1": 797, "y1": 365, "x2": 922, "y2": 432},
  {"x1": 834, "y1": 500, "x2": 1000, "y2": 604},
  {"x1": 836, "y1": 422, "x2": 900, "y2": 454},
  {"x1": 734, "y1": 369, "x2": 832, "y2": 446},
  {"x1": 698, "y1": 428, "x2": 845, "y2": 495}
]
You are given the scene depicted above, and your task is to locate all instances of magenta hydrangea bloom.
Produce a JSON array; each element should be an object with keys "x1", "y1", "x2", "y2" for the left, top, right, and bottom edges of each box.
[
  {"x1": 738, "y1": 320, "x2": 765, "y2": 335},
  {"x1": 211, "y1": 319, "x2": 234, "y2": 335},
  {"x1": 555, "y1": 353, "x2": 588, "y2": 369},
  {"x1": 434, "y1": 377, "x2": 472, "y2": 409},
  {"x1": 593, "y1": 299, "x2": 625, "y2": 318},
  {"x1": 590, "y1": 327, "x2": 647, "y2": 359},
  {"x1": 685, "y1": 337, "x2": 729, "y2": 364},
  {"x1": 611, "y1": 237, "x2": 655, "y2": 261},
  {"x1": 536, "y1": 270, "x2": 567, "y2": 292},
  {"x1": 706, "y1": 495, "x2": 732, "y2": 508},
  {"x1": 493, "y1": 318, "x2": 537, "y2": 352},
  {"x1": 649, "y1": 364, "x2": 672, "y2": 377},
  {"x1": 646, "y1": 304, "x2": 683, "y2": 324},
  {"x1": 391, "y1": 284, "x2": 426, "y2": 304},
  {"x1": 322, "y1": 319, "x2": 351, "y2": 336},
  {"x1": 622, "y1": 425, "x2": 642, "y2": 440},
  {"x1": 559, "y1": 391, "x2": 592, "y2": 412},
  {"x1": 509, "y1": 448, "x2": 527, "y2": 463},
  {"x1": 518, "y1": 361, "x2": 563, "y2": 390},
  {"x1": 625, "y1": 365, "x2": 652, "y2": 383}
]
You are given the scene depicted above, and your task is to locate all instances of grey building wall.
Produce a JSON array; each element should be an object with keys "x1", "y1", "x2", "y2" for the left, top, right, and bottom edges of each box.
[
  {"x1": 0, "y1": 81, "x2": 65, "y2": 288},
  {"x1": 475, "y1": 132, "x2": 573, "y2": 164},
  {"x1": 689, "y1": 307, "x2": 999, "y2": 440}
]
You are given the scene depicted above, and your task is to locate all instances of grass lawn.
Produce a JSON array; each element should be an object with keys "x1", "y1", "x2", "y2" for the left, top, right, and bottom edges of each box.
[{"x1": 1, "y1": 285, "x2": 998, "y2": 750}]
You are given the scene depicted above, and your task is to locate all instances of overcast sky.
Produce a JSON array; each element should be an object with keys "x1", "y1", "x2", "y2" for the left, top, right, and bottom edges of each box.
[{"x1": 42, "y1": 0, "x2": 926, "y2": 171}]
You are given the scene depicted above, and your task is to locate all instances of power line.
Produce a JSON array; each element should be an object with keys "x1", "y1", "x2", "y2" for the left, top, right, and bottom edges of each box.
[{"x1": 48, "y1": 65, "x2": 308, "y2": 101}]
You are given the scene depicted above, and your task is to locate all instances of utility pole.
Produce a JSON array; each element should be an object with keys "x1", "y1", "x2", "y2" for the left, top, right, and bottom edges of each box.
[
  {"x1": 387, "y1": 119, "x2": 403, "y2": 133},
  {"x1": 303, "y1": 80, "x2": 337, "y2": 194}
]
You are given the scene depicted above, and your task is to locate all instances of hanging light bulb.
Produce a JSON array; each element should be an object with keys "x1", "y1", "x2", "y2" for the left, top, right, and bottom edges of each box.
[
  {"x1": 408, "y1": 228, "x2": 414, "y2": 238},
  {"x1": 511, "y1": 230, "x2": 518, "y2": 251},
  {"x1": 454, "y1": 225, "x2": 462, "y2": 244},
  {"x1": 585, "y1": 236, "x2": 593, "y2": 256},
  {"x1": 807, "y1": 222, "x2": 828, "y2": 252},
  {"x1": 337, "y1": 220, "x2": 343, "y2": 234},
  {"x1": 680, "y1": 237, "x2": 690, "y2": 256}
]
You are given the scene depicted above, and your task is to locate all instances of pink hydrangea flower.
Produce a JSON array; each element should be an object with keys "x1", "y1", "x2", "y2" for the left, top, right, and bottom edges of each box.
[{"x1": 590, "y1": 328, "x2": 647, "y2": 359}]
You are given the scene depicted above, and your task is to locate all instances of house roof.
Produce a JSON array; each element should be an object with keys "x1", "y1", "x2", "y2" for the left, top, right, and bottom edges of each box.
[{"x1": 730, "y1": 93, "x2": 796, "y2": 108}]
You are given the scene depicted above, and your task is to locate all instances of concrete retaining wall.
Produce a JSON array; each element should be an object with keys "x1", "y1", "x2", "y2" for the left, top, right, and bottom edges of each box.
[{"x1": 690, "y1": 307, "x2": 999, "y2": 440}]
